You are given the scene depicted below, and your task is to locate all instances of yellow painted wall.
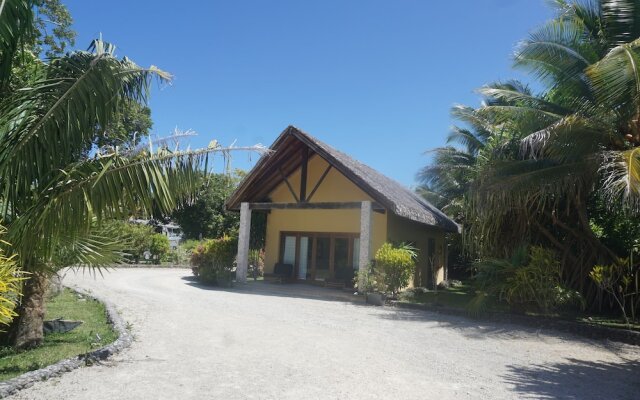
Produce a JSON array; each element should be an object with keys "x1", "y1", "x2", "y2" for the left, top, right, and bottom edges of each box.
[
  {"x1": 263, "y1": 154, "x2": 387, "y2": 272},
  {"x1": 386, "y1": 214, "x2": 446, "y2": 287}
]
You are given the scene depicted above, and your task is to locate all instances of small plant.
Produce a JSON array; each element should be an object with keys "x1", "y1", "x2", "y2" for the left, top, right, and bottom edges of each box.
[
  {"x1": 590, "y1": 259, "x2": 639, "y2": 328},
  {"x1": 0, "y1": 246, "x2": 24, "y2": 328},
  {"x1": 190, "y1": 236, "x2": 238, "y2": 286},
  {"x1": 99, "y1": 220, "x2": 169, "y2": 264},
  {"x1": 354, "y1": 266, "x2": 386, "y2": 294},
  {"x1": 149, "y1": 234, "x2": 170, "y2": 264},
  {"x1": 248, "y1": 249, "x2": 265, "y2": 280},
  {"x1": 374, "y1": 242, "x2": 417, "y2": 297},
  {"x1": 470, "y1": 246, "x2": 583, "y2": 315}
]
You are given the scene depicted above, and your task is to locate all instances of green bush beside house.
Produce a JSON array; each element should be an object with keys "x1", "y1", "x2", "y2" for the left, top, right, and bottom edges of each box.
[{"x1": 190, "y1": 236, "x2": 238, "y2": 286}]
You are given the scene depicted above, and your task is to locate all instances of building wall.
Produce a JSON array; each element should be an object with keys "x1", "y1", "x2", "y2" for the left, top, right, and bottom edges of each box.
[
  {"x1": 263, "y1": 154, "x2": 387, "y2": 272},
  {"x1": 386, "y1": 213, "x2": 446, "y2": 287}
]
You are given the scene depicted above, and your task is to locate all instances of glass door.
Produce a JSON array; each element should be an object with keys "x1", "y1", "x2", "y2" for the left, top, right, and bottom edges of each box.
[
  {"x1": 282, "y1": 236, "x2": 296, "y2": 266},
  {"x1": 279, "y1": 232, "x2": 360, "y2": 282},
  {"x1": 314, "y1": 236, "x2": 331, "y2": 280}
]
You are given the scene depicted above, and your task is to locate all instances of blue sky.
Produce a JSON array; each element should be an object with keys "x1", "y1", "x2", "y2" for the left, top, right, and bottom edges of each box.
[{"x1": 65, "y1": 0, "x2": 552, "y2": 186}]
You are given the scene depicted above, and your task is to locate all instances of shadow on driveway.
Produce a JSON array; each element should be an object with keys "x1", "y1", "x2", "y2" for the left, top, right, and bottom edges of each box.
[
  {"x1": 374, "y1": 306, "x2": 634, "y2": 352},
  {"x1": 181, "y1": 275, "x2": 366, "y2": 305},
  {"x1": 183, "y1": 274, "x2": 624, "y2": 349},
  {"x1": 502, "y1": 358, "x2": 640, "y2": 399}
]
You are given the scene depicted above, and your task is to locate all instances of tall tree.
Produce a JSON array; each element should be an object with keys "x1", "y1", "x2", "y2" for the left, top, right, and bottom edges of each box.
[
  {"x1": 33, "y1": 0, "x2": 76, "y2": 57},
  {"x1": 0, "y1": 1, "x2": 265, "y2": 348},
  {"x1": 172, "y1": 171, "x2": 267, "y2": 248},
  {"x1": 172, "y1": 173, "x2": 242, "y2": 240},
  {"x1": 421, "y1": 1, "x2": 640, "y2": 303}
]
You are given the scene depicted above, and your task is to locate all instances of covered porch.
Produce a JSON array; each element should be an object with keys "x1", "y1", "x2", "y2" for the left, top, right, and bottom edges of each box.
[{"x1": 235, "y1": 201, "x2": 382, "y2": 287}]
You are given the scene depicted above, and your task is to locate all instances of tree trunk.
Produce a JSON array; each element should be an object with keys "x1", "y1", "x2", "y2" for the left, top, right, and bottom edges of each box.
[{"x1": 9, "y1": 272, "x2": 49, "y2": 350}]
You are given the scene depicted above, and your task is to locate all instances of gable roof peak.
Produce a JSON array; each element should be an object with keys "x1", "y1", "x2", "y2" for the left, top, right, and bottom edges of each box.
[{"x1": 227, "y1": 126, "x2": 459, "y2": 233}]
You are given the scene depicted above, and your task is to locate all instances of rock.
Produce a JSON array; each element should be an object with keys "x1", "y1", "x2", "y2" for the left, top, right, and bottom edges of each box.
[{"x1": 43, "y1": 319, "x2": 83, "y2": 334}]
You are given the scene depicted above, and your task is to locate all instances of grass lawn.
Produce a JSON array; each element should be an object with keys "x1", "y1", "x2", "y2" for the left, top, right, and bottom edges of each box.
[
  {"x1": 398, "y1": 283, "x2": 475, "y2": 309},
  {"x1": 0, "y1": 289, "x2": 117, "y2": 381},
  {"x1": 398, "y1": 283, "x2": 640, "y2": 332}
]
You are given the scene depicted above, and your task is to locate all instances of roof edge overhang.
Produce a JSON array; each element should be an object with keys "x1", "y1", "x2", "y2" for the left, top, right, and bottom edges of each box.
[
  {"x1": 225, "y1": 125, "x2": 393, "y2": 212},
  {"x1": 225, "y1": 126, "x2": 460, "y2": 233}
]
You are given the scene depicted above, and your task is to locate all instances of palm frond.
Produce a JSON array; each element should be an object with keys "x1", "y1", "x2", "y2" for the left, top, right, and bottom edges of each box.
[
  {"x1": 474, "y1": 157, "x2": 596, "y2": 215},
  {"x1": 600, "y1": 148, "x2": 640, "y2": 210},
  {"x1": 55, "y1": 231, "x2": 125, "y2": 273},
  {"x1": 0, "y1": 40, "x2": 171, "y2": 217},
  {"x1": 0, "y1": 0, "x2": 33, "y2": 88},
  {"x1": 521, "y1": 114, "x2": 615, "y2": 160},
  {"x1": 477, "y1": 85, "x2": 571, "y2": 116},
  {"x1": 586, "y1": 38, "x2": 640, "y2": 119},
  {"x1": 514, "y1": 18, "x2": 599, "y2": 84},
  {"x1": 447, "y1": 126, "x2": 486, "y2": 155},
  {"x1": 8, "y1": 144, "x2": 268, "y2": 264},
  {"x1": 601, "y1": 0, "x2": 640, "y2": 47}
]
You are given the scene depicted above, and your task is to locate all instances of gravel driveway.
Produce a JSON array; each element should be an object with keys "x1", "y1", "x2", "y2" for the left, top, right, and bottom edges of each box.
[{"x1": 10, "y1": 268, "x2": 640, "y2": 399}]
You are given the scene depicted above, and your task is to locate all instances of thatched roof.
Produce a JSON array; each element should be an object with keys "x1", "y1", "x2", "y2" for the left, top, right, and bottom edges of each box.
[{"x1": 226, "y1": 126, "x2": 459, "y2": 233}]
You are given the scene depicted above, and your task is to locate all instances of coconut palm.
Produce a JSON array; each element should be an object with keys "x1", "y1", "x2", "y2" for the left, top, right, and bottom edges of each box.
[
  {"x1": 0, "y1": 1, "x2": 265, "y2": 348},
  {"x1": 416, "y1": 106, "x2": 489, "y2": 217},
  {"x1": 460, "y1": 0, "x2": 640, "y2": 296},
  {"x1": 418, "y1": 81, "x2": 542, "y2": 220}
]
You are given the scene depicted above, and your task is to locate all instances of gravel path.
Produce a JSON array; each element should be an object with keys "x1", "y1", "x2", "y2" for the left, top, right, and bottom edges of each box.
[{"x1": 10, "y1": 268, "x2": 640, "y2": 399}]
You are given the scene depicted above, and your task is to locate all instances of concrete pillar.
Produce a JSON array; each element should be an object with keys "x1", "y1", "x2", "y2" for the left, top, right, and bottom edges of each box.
[
  {"x1": 236, "y1": 202, "x2": 251, "y2": 284},
  {"x1": 358, "y1": 201, "x2": 373, "y2": 289}
]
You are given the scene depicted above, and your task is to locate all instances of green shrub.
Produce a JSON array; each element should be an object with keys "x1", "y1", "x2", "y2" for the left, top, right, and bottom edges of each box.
[
  {"x1": 471, "y1": 246, "x2": 583, "y2": 314},
  {"x1": 354, "y1": 266, "x2": 386, "y2": 293},
  {"x1": 0, "y1": 243, "x2": 24, "y2": 328},
  {"x1": 162, "y1": 239, "x2": 201, "y2": 265},
  {"x1": 590, "y1": 260, "x2": 638, "y2": 326},
  {"x1": 374, "y1": 242, "x2": 417, "y2": 296},
  {"x1": 149, "y1": 234, "x2": 170, "y2": 264},
  {"x1": 122, "y1": 223, "x2": 155, "y2": 263},
  {"x1": 181, "y1": 239, "x2": 201, "y2": 254},
  {"x1": 98, "y1": 221, "x2": 173, "y2": 264},
  {"x1": 190, "y1": 236, "x2": 238, "y2": 286},
  {"x1": 248, "y1": 248, "x2": 265, "y2": 280}
]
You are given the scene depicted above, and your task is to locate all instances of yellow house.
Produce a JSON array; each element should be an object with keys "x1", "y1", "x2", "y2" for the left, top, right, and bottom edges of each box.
[{"x1": 226, "y1": 126, "x2": 459, "y2": 289}]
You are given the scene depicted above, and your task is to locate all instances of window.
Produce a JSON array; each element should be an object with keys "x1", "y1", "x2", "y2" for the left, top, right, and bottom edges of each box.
[{"x1": 279, "y1": 232, "x2": 359, "y2": 281}]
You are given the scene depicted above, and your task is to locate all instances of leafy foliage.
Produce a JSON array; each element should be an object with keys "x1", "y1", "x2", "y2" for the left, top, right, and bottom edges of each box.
[
  {"x1": 95, "y1": 101, "x2": 153, "y2": 151},
  {"x1": 420, "y1": 1, "x2": 640, "y2": 316},
  {"x1": 172, "y1": 171, "x2": 267, "y2": 247},
  {"x1": 172, "y1": 173, "x2": 241, "y2": 240},
  {"x1": 0, "y1": 241, "x2": 24, "y2": 327},
  {"x1": 99, "y1": 220, "x2": 169, "y2": 264},
  {"x1": 248, "y1": 248, "x2": 265, "y2": 280},
  {"x1": 471, "y1": 247, "x2": 583, "y2": 314},
  {"x1": 190, "y1": 236, "x2": 238, "y2": 286},
  {"x1": 355, "y1": 266, "x2": 386, "y2": 294},
  {"x1": 0, "y1": 4, "x2": 268, "y2": 347},
  {"x1": 32, "y1": 0, "x2": 75, "y2": 58},
  {"x1": 374, "y1": 243, "x2": 417, "y2": 296},
  {"x1": 590, "y1": 259, "x2": 639, "y2": 326}
]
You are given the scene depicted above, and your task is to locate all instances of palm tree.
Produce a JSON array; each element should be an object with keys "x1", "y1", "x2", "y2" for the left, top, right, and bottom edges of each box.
[
  {"x1": 0, "y1": 1, "x2": 265, "y2": 348},
  {"x1": 416, "y1": 105, "x2": 488, "y2": 218},
  {"x1": 464, "y1": 0, "x2": 640, "y2": 295}
]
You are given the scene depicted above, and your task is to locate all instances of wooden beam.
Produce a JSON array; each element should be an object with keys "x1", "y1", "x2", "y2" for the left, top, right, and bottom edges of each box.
[
  {"x1": 306, "y1": 165, "x2": 332, "y2": 202},
  {"x1": 300, "y1": 147, "x2": 309, "y2": 202},
  {"x1": 278, "y1": 167, "x2": 299, "y2": 203},
  {"x1": 249, "y1": 202, "x2": 385, "y2": 212}
]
